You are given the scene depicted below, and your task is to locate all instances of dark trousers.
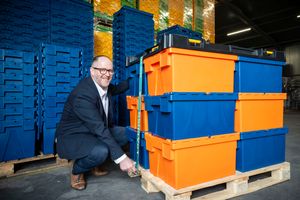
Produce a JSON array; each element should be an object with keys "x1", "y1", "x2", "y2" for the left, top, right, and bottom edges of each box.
[{"x1": 72, "y1": 126, "x2": 128, "y2": 175}]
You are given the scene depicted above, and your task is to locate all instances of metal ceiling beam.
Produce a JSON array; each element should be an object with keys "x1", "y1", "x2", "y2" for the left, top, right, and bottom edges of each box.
[{"x1": 218, "y1": 0, "x2": 278, "y2": 46}]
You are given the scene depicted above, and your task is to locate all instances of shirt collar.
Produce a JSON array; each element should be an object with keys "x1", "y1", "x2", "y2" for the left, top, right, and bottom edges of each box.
[{"x1": 92, "y1": 78, "x2": 107, "y2": 98}]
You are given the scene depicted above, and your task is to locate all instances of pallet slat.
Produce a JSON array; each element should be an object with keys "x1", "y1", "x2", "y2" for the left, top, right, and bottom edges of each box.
[
  {"x1": 140, "y1": 162, "x2": 290, "y2": 200},
  {"x1": 0, "y1": 154, "x2": 69, "y2": 177}
]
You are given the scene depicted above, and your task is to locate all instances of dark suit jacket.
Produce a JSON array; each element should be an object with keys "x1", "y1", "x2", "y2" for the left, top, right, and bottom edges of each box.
[{"x1": 55, "y1": 76, "x2": 129, "y2": 160}]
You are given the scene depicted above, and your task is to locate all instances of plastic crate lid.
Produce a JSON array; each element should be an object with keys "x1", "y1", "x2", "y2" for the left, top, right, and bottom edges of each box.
[
  {"x1": 165, "y1": 92, "x2": 238, "y2": 101},
  {"x1": 114, "y1": 6, "x2": 153, "y2": 18},
  {"x1": 145, "y1": 132, "x2": 239, "y2": 152},
  {"x1": 237, "y1": 56, "x2": 286, "y2": 66},
  {"x1": 238, "y1": 93, "x2": 287, "y2": 100},
  {"x1": 240, "y1": 127, "x2": 288, "y2": 140}
]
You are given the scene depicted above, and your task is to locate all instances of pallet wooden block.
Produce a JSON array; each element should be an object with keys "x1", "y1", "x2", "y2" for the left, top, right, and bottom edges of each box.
[
  {"x1": 140, "y1": 162, "x2": 290, "y2": 200},
  {"x1": 0, "y1": 154, "x2": 69, "y2": 178}
]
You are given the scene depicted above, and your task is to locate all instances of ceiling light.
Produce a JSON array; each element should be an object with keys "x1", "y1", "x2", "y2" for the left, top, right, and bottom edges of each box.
[
  {"x1": 227, "y1": 28, "x2": 251, "y2": 36},
  {"x1": 297, "y1": 15, "x2": 300, "y2": 18}
]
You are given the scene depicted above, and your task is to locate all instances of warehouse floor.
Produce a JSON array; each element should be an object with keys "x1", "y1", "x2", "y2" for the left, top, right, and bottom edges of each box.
[{"x1": 0, "y1": 111, "x2": 299, "y2": 200}]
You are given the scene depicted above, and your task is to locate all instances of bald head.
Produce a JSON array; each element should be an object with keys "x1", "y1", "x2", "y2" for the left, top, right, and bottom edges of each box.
[{"x1": 91, "y1": 56, "x2": 112, "y2": 69}]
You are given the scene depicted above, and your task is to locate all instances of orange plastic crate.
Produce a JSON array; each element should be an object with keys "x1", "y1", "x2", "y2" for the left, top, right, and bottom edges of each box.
[
  {"x1": 143, "y1": 48, "x2": 238, "y2": 96},
  {"x1": 145, "y1": 132, "x2": 239, "y2": 189},
  {"x1": 235, "y1": 93, "x2": 286, "y2": 132},
  {"x1": 126, "y1": 96, "x2": 148, "y2": 131}
]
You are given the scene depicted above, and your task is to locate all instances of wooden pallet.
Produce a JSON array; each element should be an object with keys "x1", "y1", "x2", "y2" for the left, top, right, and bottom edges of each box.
[
  {"x1": 0, "y1": 154, "x2": 69, "y2": 178},
  {"x1": 140, "y1": 162, "x2": 290, "y2": 200}
]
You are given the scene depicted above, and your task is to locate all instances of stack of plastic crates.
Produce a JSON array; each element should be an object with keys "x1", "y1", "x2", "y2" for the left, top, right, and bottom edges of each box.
[
  {"x1": 50, "y1": 0, "x2": 93, "y2": 76},
  {"x1": 142, "y1": 34, "x2": 240, "y2": 189},
  {"x1": 156, "y1": 25, "x2": 203, "y2": 44},
  {"x1": 125, "y1": 34, "x2": 288, "y2": 190},
  {"x1": 38, "y1": 44, "x2": 83, "y2": 154},
  {"x1": 0, "y1": 0, "x2": 93, "y2": 77},
  {"x1": 234, "y1": 50, "x2": 288, "y2": 172},
  {"x1": 0, "y1": 0, "x2": 49, "y2": 52},
  {"x1": 0, "y1": 49, "x2": 36, "y2": 161},
  {"x1": 113, "y1": 6, "x2": 154, "y2": 126}
]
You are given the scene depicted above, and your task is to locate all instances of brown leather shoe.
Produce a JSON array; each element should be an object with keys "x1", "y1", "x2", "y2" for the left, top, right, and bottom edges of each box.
[
  {"x1": 91, "y1": 166, "x2": 108, "y2": 176},
  {"x1": 70, "y1": 173, "x2": 86, "y2": 190}
]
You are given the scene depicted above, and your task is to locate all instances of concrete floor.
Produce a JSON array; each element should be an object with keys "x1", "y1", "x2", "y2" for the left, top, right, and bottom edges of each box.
[{"x1": 0, "y1": 111, "x2": 299, "y2": 200}]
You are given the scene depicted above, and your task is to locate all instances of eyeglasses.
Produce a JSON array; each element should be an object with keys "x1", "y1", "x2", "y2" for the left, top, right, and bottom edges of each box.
[{"x1": 93, "y1": 67, "x2": 114, "y2": 75}]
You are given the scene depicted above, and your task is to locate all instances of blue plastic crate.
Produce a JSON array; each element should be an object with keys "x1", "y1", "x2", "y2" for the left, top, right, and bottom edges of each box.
[
  {"x1": 0, "y1": 85, "x2": 22, "y2": 96},
  {"x1": 144, "y1": 93, "x2": 238, "y2": 140},
  {"x1": 0, "y1": 128, "x2": 35, "y2": 162},
  {"x1": 43, "y1": 76, "x2": 71, "y2": 86},
  {"x1": 43, "y1": 86, "x2": 70, "y2": 97},
  {"x1": 44, "y1": 117, "x2": 60, "y2": 129},
  {"x1": 234, "y1": 56, "x2": 285, "y2": 92},
  {"x1": 125, "y1": 127, "x2": 149, "y2": 169},
  {"x1": 43, "y1": 64, "x2": 70, "y2": 75},
  {"x1": 0, "y1": 61, "x2": 32, "y2": 74},
  {"x1": 157, "y1": 25, "x2": 203, "y2": 44},
  {"x1": 44, "y1": 96, "x2": 67, "y2": 107},
  {"x1": 125, "y1": 63, "x2": 148, "y2": 96},
  {"x1": 0, "y1": 118, "x2": 35, "y2": 132},
  {"x1": 117, "y1": 94, "x2": 130, "y2": 126},
  {"x1": 237, "y1": 128, "x2": 288, "y2": 172},
  {"x1": 114, "y1": 6, "x2": 153, "y2": 22},
  {"x1": 41, "y1": 127, "x2": 56, "y2": 154},
  {"x1": 44, "y1": 106, "x2": 64, "y2": 118},
  {"x1": 23, "y1": 86, "x2": 35, "y2": 97},
  {"x1": 42, "y1": 44, "x2": 81, "y2": 58}
]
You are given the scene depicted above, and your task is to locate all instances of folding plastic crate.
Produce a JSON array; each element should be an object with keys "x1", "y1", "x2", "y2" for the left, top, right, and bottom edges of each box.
[
  {"x1": 43, "y1": 86, "x2": 71, "y2": 97},
  {"x1": 145, "y1": 132, "x2": 239, "y2": 189},
  {"x1": 43, "y1": 76, "x2": 71, "y2": 86},
  {"x1": 235, "y1": 93, "x2": 286, "y2": 132},
  {"x1": 234, "y1": 56, "x2": 285, "y2": 92},
  {"x1": 0, "y1": 128, "x2": 35, "y2": 162},
  {"x1": 0, "y1": 96, "x2": 22, "y2": 108},
  {"x1": 44, "y1": 117, "x2": 60, "y2": 129},
  {"x1": 144, "y1": 48, "x2": 238, "y2": 95},
  {"x1": 43, "y1": 64, "x2": 70, "y2": 75},
  {"x1": 125, "y1": 63, "x2": 148, "y2": 96},
  {"x1": 145, "y1": 92, "x2": 237, "y2": 140},
  {"x1": 23, "y1": 86, "x2": 35, "y2": 97},
  {"x1": 0, "y1": 49, "x2": 34, "y2": 63},
  {"x1": 0, "y1": 85, "x2": 22, "y2": 96},
  {"x1": 157, "y1": 25, "x2": 203, "y2": 44},
  {"x1": 0, "y1": 74, "x2": 35, "y2": 86},
  {"x1": 44, "y1": 106, "x2": 64, "y2": 118},
  {"x1": 126, "y1": 96, "x2": 148, "y2": 131},
  {"x1": 237, "y1": 128, "x2": 288, "y2": 172},
  {"x1": 125, "y1": 127, "x2": 149, "y2": 169},
  {"x1": 44, "y1": 96, "x2": 67, "y2": 108},
  {"x1": 113, "y1": 6, "x2": 154, "y2": 24},
  {"x1": 41, "y1": 127, "x2": 56, "y2": 154}
]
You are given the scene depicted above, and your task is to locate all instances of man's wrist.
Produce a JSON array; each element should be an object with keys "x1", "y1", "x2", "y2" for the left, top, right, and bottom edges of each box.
[{"x1": 114, "y1": 154, "x2": 127, "y2": 164}]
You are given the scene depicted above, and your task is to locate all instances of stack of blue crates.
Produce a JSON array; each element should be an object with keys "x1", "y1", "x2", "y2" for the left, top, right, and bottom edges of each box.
[
  {"x1": 50, "y1": 0, "x2": 93, "y2": 76},
  {"x1": 0, "y1": 0, "x2": 50, "y2": 52},
  {"x1": 234, "y1": 54, "x2": 288, "y2": 172},
  {"x1": 156, "y1": 25, "x2": 203, "y2": 44},
  {"x1": 39, "y1": 44, "x2": 83, "y2": 154},
  {"x1": 113, "y1": 6, "x2": 154, "y2": 126},
  {"x1": 0, "y1": 0, "x2": 93, "y2": 160},
  {"x1": 0, "y1": 49, "x2": 36, "y2": 161},
  {"x1": 0, "y1": 0, "x2": 93, "y2": 76}
]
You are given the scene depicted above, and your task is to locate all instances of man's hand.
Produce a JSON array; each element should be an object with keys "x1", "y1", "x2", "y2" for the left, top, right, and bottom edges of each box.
[{"x1": 119, "y1": 157, "x2": 136, "y2": 173}]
